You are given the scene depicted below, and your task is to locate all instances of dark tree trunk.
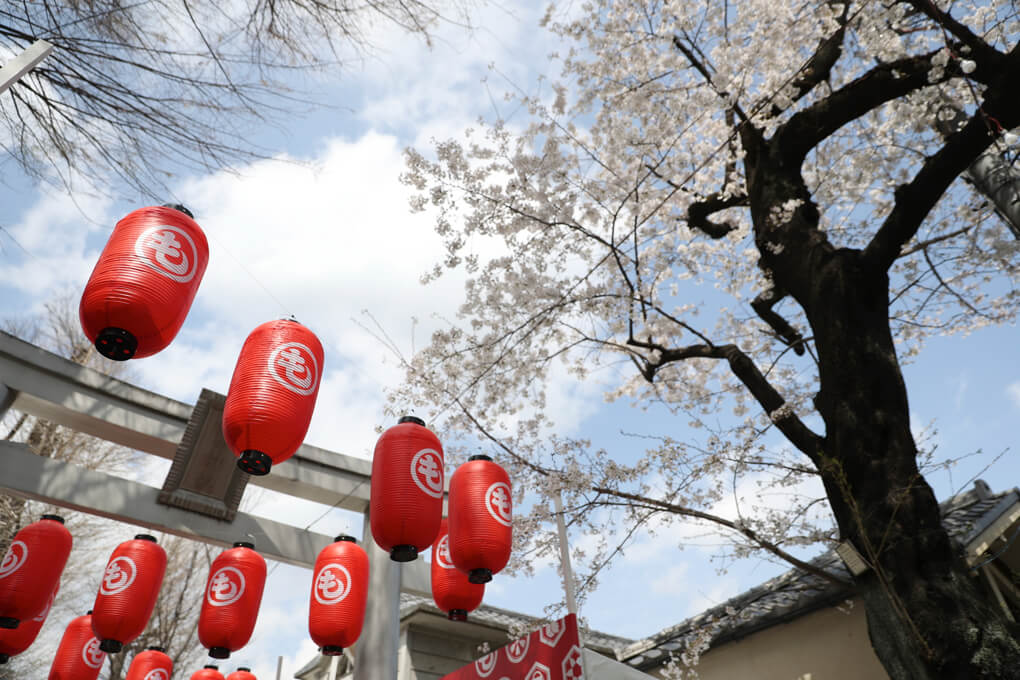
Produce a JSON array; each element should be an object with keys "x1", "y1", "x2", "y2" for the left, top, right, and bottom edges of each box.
[{"x1": 748, "y1": 143, "x2": 1020, "y2": 679}]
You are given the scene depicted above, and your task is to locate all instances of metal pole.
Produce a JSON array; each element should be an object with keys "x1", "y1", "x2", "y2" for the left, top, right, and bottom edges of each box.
[
  {"x1": 553, "y1": 492, "x2": 578, "y2": 616},
  {"x1": 353, "y1": 512, "x2": 401, "y2": 680},
  {"x1": 0, "y1": 40, "x2": 54, "y2": 96},
  {"x1": 275, "y1": 656, "x2": 284, "y2": 680}
]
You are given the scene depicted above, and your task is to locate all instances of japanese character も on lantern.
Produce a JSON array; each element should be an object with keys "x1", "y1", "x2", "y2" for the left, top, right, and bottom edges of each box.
[
  {"x1": 91, "y1": 535, "x2": 167, "y2": 653},
  {"x1": 370, "y1": 416, "x2": 444, "y2": 562},
  {"x1": 125, "y1": 646, "x2": 173, "y2": 680},
  {"x1": 0, "y1": 514, "x2": 72, "y2": 629},
  {"x1": 80, "y1": 204, "x2": 209, "y2": 361},
  {"x1": 308, "y1": 535, "x2": 368, "y2": 655},
  {"x1": 222, "y1": 319, "x2": 324, "y2": 476},
  {"x1": 0, "y1": 584, "x2": 57, "y2": 663},
  {"x1": 431, "y1": 519, "x2": 484, "y2": 621},
  {"x1": 448, "y1": 455, "x2": 513, "y2": 584},
  {"x1": 49, "y1": 613, "x2": 105, "y2": 680},
  {"x1": 198, "y1": 542, "x2": 267, "y2": 659}
]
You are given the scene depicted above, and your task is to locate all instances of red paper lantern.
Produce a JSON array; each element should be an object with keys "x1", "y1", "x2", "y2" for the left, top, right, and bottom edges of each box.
[
  {"x1": 225, "y1": 667, "x2": 256, "y2": 680},
  {"x1": 79, "y1": 204, "x2": 209, "y2": 361},
  {"x1": 431, "y1": 519, "x2": 484, "y2": 621},
  {"x1": 222, "y1": 319, "x2": 324, "y2": 475},
  {"x1": 0, "y1": 584, "x2": 57, "y2": 663},
  {"x1": 0, "y1": 514, "x2": 72, "y2": 629},
  {"x1": 91, "y1": 535, "x2": 167, "y2": 653},
  {"x1": 448, "y1": 455, "x2": 513, "y2": 584},
  {"x1": 125, "y1": 646, "x2": 173, "y2": 680},
  {"x1": 190, "y1": 664, "x2": 226, "y2": 680},
  {"x1": 198, "y1": 542, "x2": 267, "y2": 659},
  {"x1": 308, "y1": 535, "x2": 369, "y2": 655},
  {"x1": 49, "y1": 613, "x2": 106, "y2": 680},
  {"x1": 370, "y1": 416, "x2": 444, "y2": 561}
]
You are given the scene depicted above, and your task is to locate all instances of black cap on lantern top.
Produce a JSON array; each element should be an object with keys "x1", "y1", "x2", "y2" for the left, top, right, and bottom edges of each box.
[
  {"x1": 468, "y1": 568, "x2": 493, "y2": 584},
  {"x1": 204, "y1": 665, "x2": 219, "y2": 670},
  {"x1": 448, "y1": 609, "x2": 468, "y2": 622},
  {"x1": 147, "y1": 646, "x2": 166, "y2": 652},
  {"x1": 390, "y1": 545, "x2": 418, "y2": 562},
  {"x1": 238, "y1": 667, "x2": 252, "y2": 672},
  {"x1": 233, "y1": 541, "x2": 255, "y2": 549},
  {"x1": 41, "y1": 514, "x2": 65, "y2": 523},
  {"x1": 162, "y1": 203, "x2": 194, "y2": 219},
  {"x1": 100, "y1": 639, "x2": 124, "y2": 653},
  {"x1": 468, "y1": 454, "x2": 492, "y2": 462},
  {"x1": 321, "y1": 645, "x2": 344, "y2": 656},
  {"x1": 95, "y1": 326, "x2": 138, "y2": 361},
  {"x1": 135, "y1": 534, "x2": 157, "y2": 542},
  {"x1": 209, "y1": 647, "x2": 230, "y2": 659},
  {"x1": 398, "y1": 415, "x2": 425, "y2": 426},
  {"x1": 334, "y1": 535, "x2": 357, "y2": 543},
  {"x1": 238, "y1": 450, "x2": 272, "y2": 476}
]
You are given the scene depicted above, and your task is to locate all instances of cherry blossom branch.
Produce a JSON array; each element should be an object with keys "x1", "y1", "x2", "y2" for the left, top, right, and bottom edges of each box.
[
  {"x1": 589, "y1": 488, "x2": 851, "y2": 588},
  {"x1": 904, "y1": 0, "x2": 1004, "y2": 67},
  {"x1": 751, "y1": 285, "x2": 806, "y2": 355},
  {"x1": 686, "y1": 191, "x2": 748, "y2": 238}
]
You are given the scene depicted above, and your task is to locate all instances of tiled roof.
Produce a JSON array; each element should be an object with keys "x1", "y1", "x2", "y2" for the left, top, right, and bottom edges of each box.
[{"x1": 619, "y1": 480, "x2": 1020, "y2": 671}]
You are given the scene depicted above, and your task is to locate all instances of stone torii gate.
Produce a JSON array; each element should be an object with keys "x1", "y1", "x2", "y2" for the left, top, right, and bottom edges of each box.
[{"x1": 0, "y1": 330, "x2": 426, "y2": 679}]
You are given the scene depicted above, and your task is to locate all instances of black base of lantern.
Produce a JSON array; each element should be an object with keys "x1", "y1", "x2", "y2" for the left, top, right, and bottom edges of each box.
[
  {"x1": 100, "y1": 639, "x2": 123, "y2": 653},
  {"x1": 0, "y1": 617, "x2": 17, "y2": 629},
  {"x1": 468, "y1": 568, "x2": 492, "y2": 584},
  {"x1": 237, "y1": 450, "x2": 272, "y2": 476},
  {"x1": 209, "y1": 647, "x2": 231, "y2": 659},
  {"x1": 448, "y1": 609, "x2": 468, "y2": 622},
  {"x1": 390, "y1": 545, "x2": 418, "y2": 562},
  {"x1": 321, "y1": 646, "x2": 344, "y2": 656},
  {"x1": 0, "y1": 653, "x2": 9, "y2": 664},
  {"x1": 95, "y1": 327, "x2": 137, "y2": 361}
]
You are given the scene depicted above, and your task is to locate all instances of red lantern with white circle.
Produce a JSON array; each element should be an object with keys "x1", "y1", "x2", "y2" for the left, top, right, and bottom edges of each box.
[
  {"x1": 370, "y1": 416, "x2": 444, "y2": 561},
  {"x1": 431, "y1": 518, "x2": 484, "y2": 621},
  {"x1": 190, "y1": 664, "x2": 225, "y2": 680},
  {"x1": 222, "y1": 319, "x2": 324, "y2": 476},
  {"x1": 308, "y1": 535, "x2": 369, "y2": 655},
  {"x1": 198, "y1": 542, "x2": 267, "y2": 659},
  {"x1": 448, "y1": 455, "x2": 513, "y2": 584},
  {"x1": 125, "y1": 646, "x2": 173, "y2": 680},
  {"x1": 91, "y1": 535, "x2": 167, "y2": 653},
  {"x1": 48, "y1": 612, "x2": 106, "y2": 680},
  {"x1": 0, "y1": 584, "x2": 57, "y2": 663},
  {"x1": 225, "y1": 667, "x2": 257, "y2": 680},
  {"x1": 79, "y1": 205, "x2": 209, "y2": 361},
  {"x1": 0, "y1": 514, "x2": 71, "y2": 630}
]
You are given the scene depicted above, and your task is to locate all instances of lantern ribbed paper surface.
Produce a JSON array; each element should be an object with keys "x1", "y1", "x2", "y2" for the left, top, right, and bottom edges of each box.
[
  {"x1": 431, "y1": 519, "x2": 484, "y2": 621},
  {"x1": 0, "y1": 584, "x2": 57, "y2": 663},
  {"x1": 308, "y1": 536, "x2": 368, "y2": 654},
  {"x1": 0, "y1": 514, "x2": 71, "y2": 629},
  {"x1": 370, "y1": 417, "x2": 444, "y2": 561},
  {"x1": 222, "y1": 319, "x2": 324, "y2": 476},
  {"x1": 225, "y1": 667, "x2": 257, "y2": 680},
  {"x1": 80, "y1": 205, "x2": 208, "y2": 360},
  {"x1": 125, "y1": 646, "x2": 173, "y2": 680},
  {"x1": 48, "y1": 614, "x2": 105, "y2": 680},
  {"x1": 448, "y1": 456, "x2": 513, "y2": 584},
  {"x1": 198, "y1": 542, "x2": 266, "y2": 659},
  {"x1": 91, "y1": 535, "x2": 167, "y2": 653},
  {"x1": 190, "y1": 664, "x2": 226, "y2": 680}
]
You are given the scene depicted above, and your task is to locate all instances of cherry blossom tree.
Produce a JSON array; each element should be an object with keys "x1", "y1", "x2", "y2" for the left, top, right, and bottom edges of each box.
[{"x1": 396, "y1": 0, "x2": 1020, "y2": 677}]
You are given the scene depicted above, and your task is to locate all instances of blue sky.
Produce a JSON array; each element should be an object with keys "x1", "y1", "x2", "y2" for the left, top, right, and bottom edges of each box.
[{"x1": 1, "y1": 1, "x2": 1018, "y2": 677}]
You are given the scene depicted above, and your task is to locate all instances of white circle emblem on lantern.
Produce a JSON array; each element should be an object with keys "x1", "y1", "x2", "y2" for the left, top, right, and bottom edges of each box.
[
  {"x1": 82, "y1": 637, "x2": 105, "y2": 669},
  {"x1": 207, "y1": 566, "x2": 246, "y2": 607},
  {"x1": 100, "y1": 556, "x2": 137, "y2": 595},
  {"x1": 410, "y1": 448, "x2": 444, "y2": 499},
  {"x1": 314, "y1": 563, "x2": 351, "y2": 605},
  {"x1": 268, "y1": 341, "x2": 319, "y2": 396},
  {"x1": 0, "y1": 540, "x2": 27, "y2": 579},
  {"x1": 485, "y1": 482, "x2": 513, "y2": 527},
  {"x1": 435, "y1": 535, "x2": 456, "y2": 570},
  {"x1": 143, "y1": 670, "x2": 169, "y2": 680},
  {"x1": 134, "y1": 225, "x2": 198, "y2": 283}
]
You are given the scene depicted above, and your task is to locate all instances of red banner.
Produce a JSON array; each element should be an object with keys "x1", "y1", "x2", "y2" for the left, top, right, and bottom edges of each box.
[{"x1": 441, "y1": 613, "x2": 585, "y2": 680}]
